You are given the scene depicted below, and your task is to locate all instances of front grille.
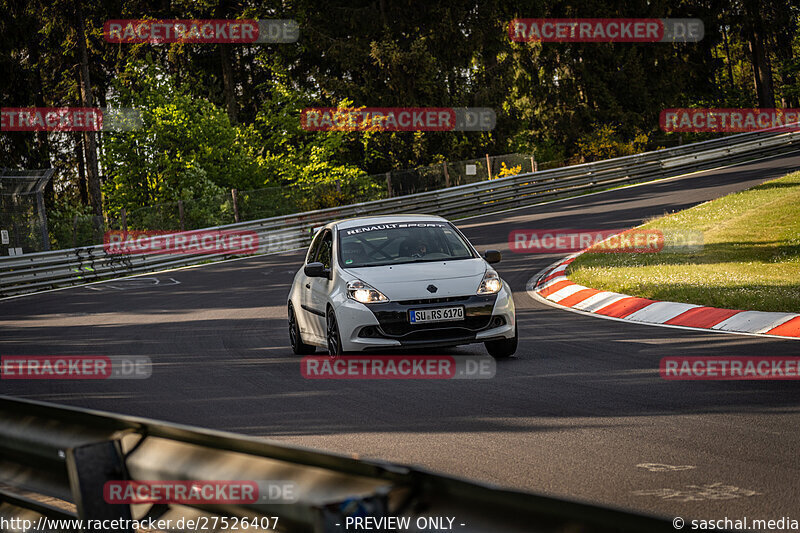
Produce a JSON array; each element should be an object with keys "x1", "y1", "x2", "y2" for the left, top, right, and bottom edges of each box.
[
  {"x1": 397, "y1": 328, "x2": 477, "y2": 343},
  {"x1": 371, "y1": 294, "x2": 497, "y2": 337},
  {"x1": 396, "y1": 296, "x2": 470, "y2": 305}
]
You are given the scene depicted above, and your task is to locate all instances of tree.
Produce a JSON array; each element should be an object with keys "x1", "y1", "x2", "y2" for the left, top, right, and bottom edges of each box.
[
  {"x1": 101, "y1": 60, "x2": 266, "y2": 214},
  {"x1": 75, "y1": 3, "x2": 104, "y2": 220}
]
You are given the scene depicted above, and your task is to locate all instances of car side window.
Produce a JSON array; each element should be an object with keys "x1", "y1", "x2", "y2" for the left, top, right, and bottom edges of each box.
[
  {"x1": 306, "y1": 231, "x2": 323, "y2": 264},
  {"x1": 317, "y1": 231, "x2": 333, "y2": 269},
  {"x1": 442, "y1": 227, "x2": 471, "y2": 257}
]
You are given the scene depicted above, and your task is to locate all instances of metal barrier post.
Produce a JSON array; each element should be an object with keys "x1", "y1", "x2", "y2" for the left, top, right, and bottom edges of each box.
[{"x1": 65, "y1": 441, "x2": 134, "y2": 532}]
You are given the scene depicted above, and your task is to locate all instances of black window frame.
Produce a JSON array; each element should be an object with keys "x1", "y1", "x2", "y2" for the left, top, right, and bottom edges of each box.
[
  {"x1": 315, "y1": 229, "x2": 333, "y2": 270},
  {"x1": 305, "y1": 230, "x2": 324, "y2": 264}
]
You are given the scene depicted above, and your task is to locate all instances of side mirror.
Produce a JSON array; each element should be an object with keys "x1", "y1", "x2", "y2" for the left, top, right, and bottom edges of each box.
[
  {"x1": 304, "y1": 262, "x2": 328, "y2": 278},
  {"x1": 483, "y1": 250, "x2": 502, "y2": 264}
]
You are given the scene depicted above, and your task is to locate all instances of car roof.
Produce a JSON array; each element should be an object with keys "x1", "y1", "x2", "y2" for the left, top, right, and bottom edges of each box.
[{"x1": 331, "y1": 214, "x2": 448, "y2": 230}]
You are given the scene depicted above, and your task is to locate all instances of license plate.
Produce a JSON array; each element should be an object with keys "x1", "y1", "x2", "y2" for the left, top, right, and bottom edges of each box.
[{"x1": 409, "y1": 306, "x2": 464, "y2": 324}]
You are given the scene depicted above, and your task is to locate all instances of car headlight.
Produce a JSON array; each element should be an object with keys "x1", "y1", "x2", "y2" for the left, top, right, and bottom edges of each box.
[
  {"x1": 347, "y1": 279, "x2": 389, "y2": 303},
  {"x1": 477, "y1": 269, "x2": 502, "y2": 295}
]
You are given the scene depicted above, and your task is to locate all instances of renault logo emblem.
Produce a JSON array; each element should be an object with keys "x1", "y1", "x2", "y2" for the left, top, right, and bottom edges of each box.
[{"x1": 427, "y1": 284, "x2": 438, "y2": 293}]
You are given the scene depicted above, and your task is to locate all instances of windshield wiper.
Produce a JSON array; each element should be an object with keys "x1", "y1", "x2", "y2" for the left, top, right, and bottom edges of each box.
[{"x1": 345, "y1": 256, "x2": 474, "y2": 268}]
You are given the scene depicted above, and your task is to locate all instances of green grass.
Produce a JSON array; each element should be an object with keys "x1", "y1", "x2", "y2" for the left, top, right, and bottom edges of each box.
[{"x1": 567, "y1": 171, "x2": 800, "y2": 313}]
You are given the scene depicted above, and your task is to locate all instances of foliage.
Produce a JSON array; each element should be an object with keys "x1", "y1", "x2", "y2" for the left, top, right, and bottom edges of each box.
[
  {"x1": 46, "y1": 197, "x2": 94, "y2": 249},
  {"x1": 250, "y1": 80, "x2": 384, "y2": 210},
  {"x1": 2, "y1": 0, "x2": 799, "y2": 242},
  {"x1": 100, "y1": 59, "x2": 265, "y2": 217},
  {"x1": 496, "y1": 163, "x2": 522, "y2": 178},
  {"x1": 576, "y1": 125, "x2": 650, "y2": 162}
]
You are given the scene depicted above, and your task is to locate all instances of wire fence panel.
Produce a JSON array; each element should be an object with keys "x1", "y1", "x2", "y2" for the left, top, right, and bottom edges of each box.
[{"x1": 0, "y1": 168, "x2": 54, "y2": 254}]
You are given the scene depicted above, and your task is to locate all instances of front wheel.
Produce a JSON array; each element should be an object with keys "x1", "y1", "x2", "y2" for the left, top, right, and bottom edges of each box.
[
  {"x1": 288, "y1": 303, "x2": 315, "y2": 355},
  {"x1": 326, "y1": 308, "x2": 344, "y2": 356},
  {"x1": 485, "y1": 323, "x2": 518, "y2": 359}
]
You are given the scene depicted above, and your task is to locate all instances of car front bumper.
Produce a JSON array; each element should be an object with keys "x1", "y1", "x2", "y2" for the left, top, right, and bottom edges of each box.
[{"x1": 335, "y1": 283, "x2": 515, "y2": 352}]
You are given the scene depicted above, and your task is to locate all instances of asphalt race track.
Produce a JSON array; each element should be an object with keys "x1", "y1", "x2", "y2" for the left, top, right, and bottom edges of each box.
[{"x1": 2, "y1": 152, "x2": 800, "y2": 522}]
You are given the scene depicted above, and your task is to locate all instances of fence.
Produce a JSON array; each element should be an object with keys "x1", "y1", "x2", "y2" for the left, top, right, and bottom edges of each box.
[
  {"x1": 1, "y1": 127, "x2": 798, "y2": 297},
  {"x1": 35, "y1": 154, "x2": 535, "y2": 251},
  {"x1": 0, "y1": 168, "x2": 54, "y2": 254},
  {"x1": 0, "y1": 396, "x2": 675, "y2": 533},
  {"x1": 5, "y1": 149, "x2": 679, "y2": 252},
  {"x1": 53, "y1": 184, "x2": 378, "y2": 251},
  {"x1": 387, "y1": 153, "x2": 538, "y2": 196}
]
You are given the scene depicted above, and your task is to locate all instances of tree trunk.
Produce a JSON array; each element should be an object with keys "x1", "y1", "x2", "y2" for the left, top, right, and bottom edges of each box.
[
  {"x1": 75, "y1": 134, "x2": 88, "y2": 205},
  {"x1": 216, "y1": 1, "x2": 238, "y2": 124},
  {"x1": 29, "y1": 30, "x2": 53, "y2": 204},
  {"x1": 220, "y1": 44, "x2": 238, "y2": 124},
  {"x1": 744, "y1": 0, "x2": 775, "y2": 107},
  {"x1": 75, "y1": 5, "x2": 104, "y2": 225},
  {"x1": 772, "y1": 4, "x2": 797, "y2": 107},
  {"x1": 721, "y1": 24, "x2": 735, "y2": 93}
]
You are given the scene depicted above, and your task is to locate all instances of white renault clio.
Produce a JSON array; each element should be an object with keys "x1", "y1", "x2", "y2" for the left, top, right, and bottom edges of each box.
[{"x1": 287, "y1": 215, "x2": 517, "y2": 358}]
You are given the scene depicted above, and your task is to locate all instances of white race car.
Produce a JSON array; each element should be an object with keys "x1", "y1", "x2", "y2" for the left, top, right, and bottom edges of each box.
[{"x1": 287, "y1": 215, "x2": 517, "y2": 358}]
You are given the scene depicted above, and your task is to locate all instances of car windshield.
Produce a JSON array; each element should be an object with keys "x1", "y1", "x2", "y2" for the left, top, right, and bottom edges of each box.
[{"x1": 338, "y1": 221, "x2": 475, "y2": 268}]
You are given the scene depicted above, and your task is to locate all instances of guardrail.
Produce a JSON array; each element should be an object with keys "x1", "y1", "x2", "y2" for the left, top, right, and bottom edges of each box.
[
  {"x1": 0, "y1": 396, "x2": 675, "y2": 532},
  {"x1": 2, "y1": 127, "x2": 800, "y2": 297}
]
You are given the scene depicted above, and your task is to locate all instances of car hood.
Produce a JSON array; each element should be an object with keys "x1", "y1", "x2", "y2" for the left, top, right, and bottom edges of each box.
[{"x1": 345, "y1": 259, "x2": 487, "y2": 300}]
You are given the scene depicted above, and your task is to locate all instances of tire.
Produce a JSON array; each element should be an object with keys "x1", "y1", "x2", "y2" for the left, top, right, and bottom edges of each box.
[
  {"x1": 288, "y1": 303, "x2": 315, "y2": 355},
  {"x1": 485, "y1": 323, "x2": 518, "y2": 359},
  {"x1": 326, "y1": 307, "x2": 345, "y2": 356}
]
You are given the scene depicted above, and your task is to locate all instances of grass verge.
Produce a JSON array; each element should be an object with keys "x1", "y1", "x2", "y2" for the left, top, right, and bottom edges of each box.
[{"x1": 567, "y1": 171, "x2": 800, "y2": 313}]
